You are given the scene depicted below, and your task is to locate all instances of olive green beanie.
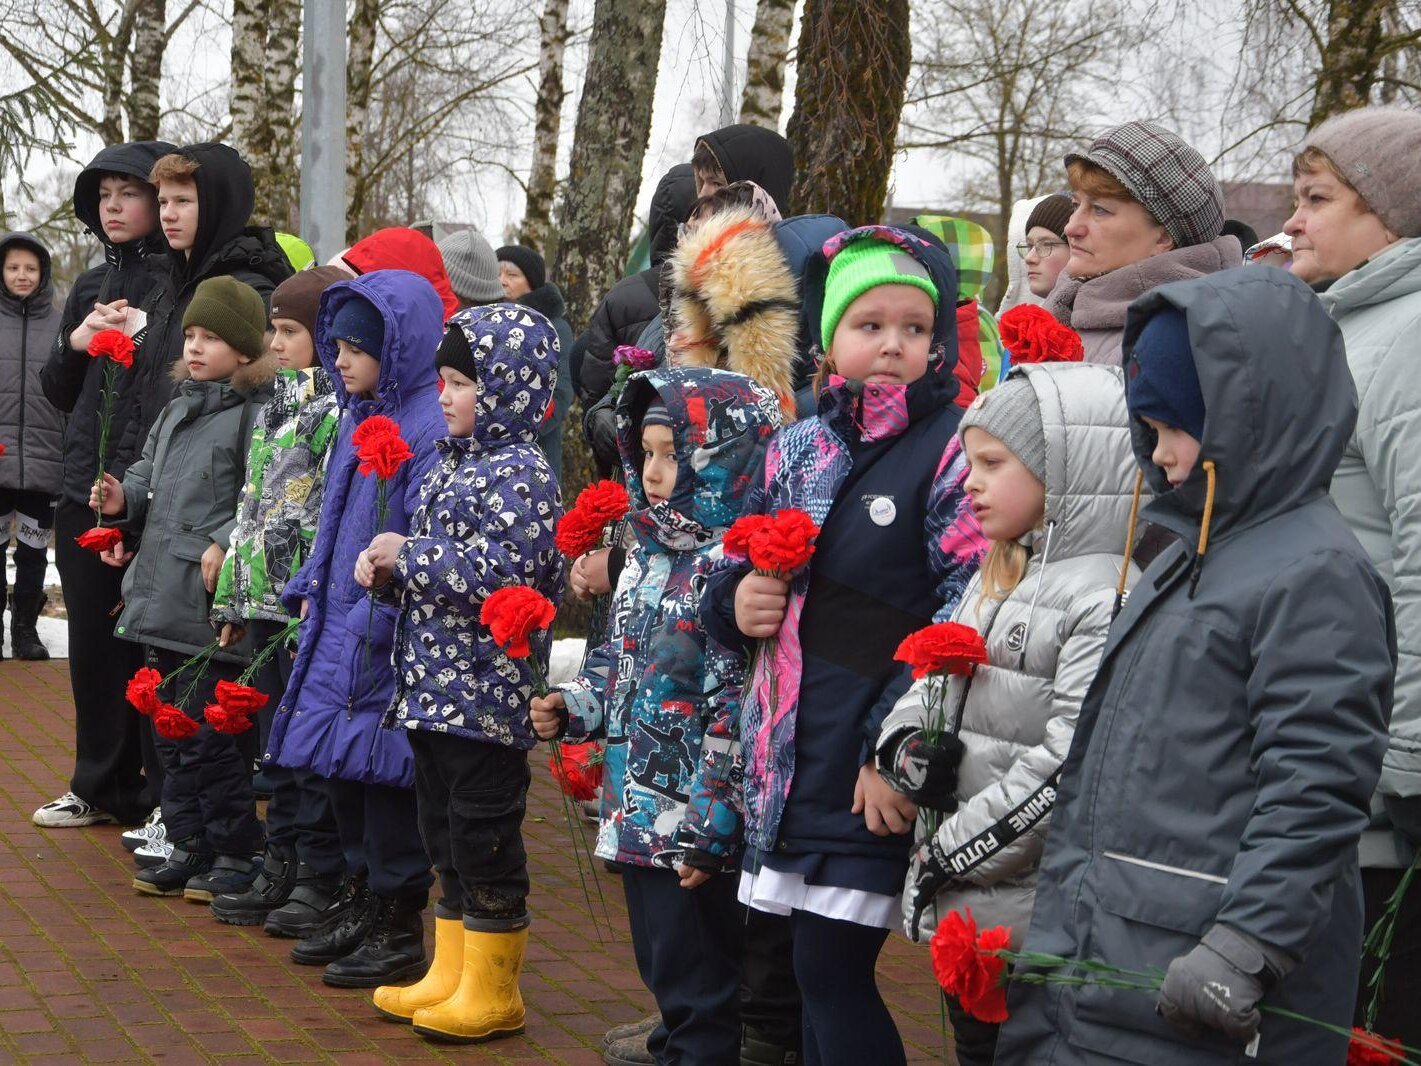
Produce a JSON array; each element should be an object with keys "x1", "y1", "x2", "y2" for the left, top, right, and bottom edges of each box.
[{"x1": 182, "y1": 276, "x2": 267, "y2": 360}]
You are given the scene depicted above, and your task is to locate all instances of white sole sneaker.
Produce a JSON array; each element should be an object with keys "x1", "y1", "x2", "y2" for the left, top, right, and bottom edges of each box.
[
  {"x1": 32, "y1": 791, "x2": 116, "y2": 828},
  {"x1": 121, "y1": 808, "x2": 166, "y2": 852},
  {"x1": 134, "y1": 839, "x2": 174, "y2": 869}
]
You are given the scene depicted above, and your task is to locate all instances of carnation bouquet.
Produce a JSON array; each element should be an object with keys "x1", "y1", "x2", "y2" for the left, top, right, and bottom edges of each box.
[
  {"x1": 352, "y1": 415, "x2": 414, "y2": 671},
  {"x1": 77, "y1": 329, "x2": 136, "y2": 553}
]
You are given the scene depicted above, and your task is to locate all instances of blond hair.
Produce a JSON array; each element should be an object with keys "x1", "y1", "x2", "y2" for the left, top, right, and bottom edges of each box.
[{"x1": 976, "y1": 539, "x2": 1031, "y2": 614}]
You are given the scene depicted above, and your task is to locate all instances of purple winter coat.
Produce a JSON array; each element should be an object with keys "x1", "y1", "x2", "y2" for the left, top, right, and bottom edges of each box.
[{"x1": 264, "y1": 269, "x2": 446, "y2": 788}]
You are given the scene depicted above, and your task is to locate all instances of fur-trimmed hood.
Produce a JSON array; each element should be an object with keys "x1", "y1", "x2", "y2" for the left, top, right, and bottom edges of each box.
[
  {"x1": 667, "y1": 206, "x2": 800, "y2": 413},
  {"x1": 170, "y1": 347, "x2": 278, "y2": 395}
]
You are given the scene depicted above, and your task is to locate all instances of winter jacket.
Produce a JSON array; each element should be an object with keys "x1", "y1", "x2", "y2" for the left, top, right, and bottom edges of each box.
[
  {"x1": 697, "y1": 124, "x2": 796, "y2": 215},
  {"x1": 41, "y1": 140, "x2": 175, "y2": 506},
  {"x1": 702, "y1": 225, "x2": 988, "y2": 863},
  {"x1": 1044, "y1": 235, "x2": 1241, "y2": 365},
  {"x1": 1320, "y1": 237, "x2": 1421, "y2": 870},
  {"x1": 877, "y1": 363, "x2": 1142, "y2": 945},
  {"x1": 211, "y1": 366, "x2": 339, "y2": 625},
  {"x1": 577, "y1": 165, "x2": 697, "y2": 404},
  {"x1": 343, "y1": 227, "x2": 459, "y2": 321},
  {"x1": 132, "y1": 144, "x2": 292, "y2": 475},
  {"x1": 911, "y1": 216, "x2": 1006, "y2": 393},
  {"x1": 772, "y1": 213, "x2": 848, "y2": 409},
  {"x1": 563, "y1": 366, "x2": 781, "y2": 869},
  {"x1": 113, "y1": 354, "x2": 277, "y2": 662},
  {"x1": 385, "y1": 303, "x2": 564, "y2": 746},
  {"x1": 513, "y1": 281, "x2": 574, "y2": 481},
  {"x1": 995, "y1": 268, "x2": 1395, "y2": 1066},
  {"x1": 0, "y1": 232, "x2": 64, "y2": 494},
  {"x1": 265, "y1": 270, "x2": 446, "y2": 789}
]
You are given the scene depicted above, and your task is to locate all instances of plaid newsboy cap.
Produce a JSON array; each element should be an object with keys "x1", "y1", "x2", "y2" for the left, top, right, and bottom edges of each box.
[{"x1": 1065, "y1": 121, "x2": 1224, "y2": 249}]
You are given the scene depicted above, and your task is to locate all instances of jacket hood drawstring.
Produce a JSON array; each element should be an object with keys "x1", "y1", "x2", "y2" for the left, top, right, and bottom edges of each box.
[
  {"x1": 1115, "y1": 470, "x2": 1145, "y2": 618},
  {"x1": 1114, "y1": 458, "x2": 1217, "y2": 611},
  {"x1": 1188, "y1": 459, "x2": 1217, "y2": 597}
]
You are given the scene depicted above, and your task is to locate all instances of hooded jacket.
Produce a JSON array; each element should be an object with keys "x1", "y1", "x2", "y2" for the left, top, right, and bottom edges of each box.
[
  {"x1": 772, "y1": 213, "x2": 848, "y2": 414},
  {"x1": 385, "y1": 303, "x2": 564, "y2": 747},
  {"x1": 877, "y1": 363, "x2": 1142, "y2": 945},
  {"x1": 41, "y1": 141, "x2": 175, "y2": 507},
  {"x1": 997, "y1": 195, "x2": 1051, "y2": 315},
  {"x1": 702, "y1": 225, "x2": 988, "y2": 865},
  {"x1": 1320, "y1": 238, "x2": 1421, "y2": 868},
  {"x1": 113, "y1": 352, "x2": 277, "y2": 661},
  {"x1": 265, "y1": 270, "x2": 447, "y2": 789},
  {"x1": 133, "y1": 143, "x2": 292, "y2": 475},
  {"x1": 0, "y1": 232, "x2": 64, "y2": 494},
  {"x1": 1044, "y1": 235, "x2": 1241, "y2": 365},
  {"x1": 698, "y1": 124, "x2": 796, "y2": 215},
  {"x1": 512, "y1": 281, "x2": 574, "y2": 477},
  {"x1": 342, "y1": 227, "x2": 459, "y2": 321},
  {"x1": 562, "y1": 366, "x2": 781, "y2": 869},
  {"x1": 912, "y1": 215, "x2": 1006, "y2": 397},
  {"x1": 995, "y1": 268, "x2": 1394, "y2": 1066},
  {"x1": 577, "y1": 165, "x2": 698, "y2": 404}
]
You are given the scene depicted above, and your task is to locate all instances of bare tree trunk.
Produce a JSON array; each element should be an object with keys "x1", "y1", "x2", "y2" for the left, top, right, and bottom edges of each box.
[
  {"x1": 518, "y1": 0, "x2": 570, "y2": 256},
  {"x1": 739, "y1": 0, "x2": 794, "y2": 128},
  {"x1": 231, "y1": 0, "x2": 268, "y2": 199},
  {"x1": 345, "y1": 0, "x2": 380, "y2": 242},
  {"x1": 263, "y1": 0, "x2": 301, "y2": 230},
  {"x1": 786, "y1": 0, "x2": 910, "y2": 224},
  {"x1": 99, "y1": 9, "x2": 137, "y2": 145},
  {"x1": 126, "y1": 0, "x2": 165, "y2": 141},
  {"x1": 1308, "y1": 0, "x2": 1395, "y2": 126}
]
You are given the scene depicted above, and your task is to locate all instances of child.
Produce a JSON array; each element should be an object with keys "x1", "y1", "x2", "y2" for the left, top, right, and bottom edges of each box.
[
  {"x1": 206, "y1": 265, "x2": 348, "y2": 930},
  {"x1": 535, "y1": 365, "x2": 782, "y2": 1063},
  {"x1": 360, "y1": 303, "x2": 564, "y2": 1042},
  {"x1": 875, "y1": 362, "x2": 1142, "y2": 1066},
  {"x1": 701, "y1": 226, "x2": 986, "y2": 1066},
  {"x1": 264, "y1": 270, "x2": 445, "y2": 988},
  {"x1": 692, "y1": 123, "x2": 795, "y2": 214},
  {"x1": 909, "y1": 215, "x2": 1006, "y2": 398},
  {"x1": 90, "y1": 275, "x2": 276, "y2": 898},
  {"x1": 994, "y1": 269, "x2": 1395, "y2": 1065}
]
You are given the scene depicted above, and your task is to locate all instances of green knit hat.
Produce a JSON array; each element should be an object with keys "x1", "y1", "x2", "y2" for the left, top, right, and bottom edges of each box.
[
  {"x1": 182, "y1": 276, "x2": 267, "y2": 360},
  {"x1": 821, "y1": 238, "x2": 940, "y2": 347}
]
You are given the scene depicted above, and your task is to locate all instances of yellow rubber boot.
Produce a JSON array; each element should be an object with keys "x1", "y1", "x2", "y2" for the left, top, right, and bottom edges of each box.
[
  {"x1": 372, "y1": 915, "x2": 463, "y2": 1022},
  {"x1": 411, "y1": 926, "x2": 528, "y2": 1043}
]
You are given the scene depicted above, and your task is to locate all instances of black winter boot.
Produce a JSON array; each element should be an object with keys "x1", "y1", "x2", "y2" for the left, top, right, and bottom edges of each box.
[
  {"x1": 290, "y1": 878, "x2": 373, "y2": 965},
  {"x1": 132, "y1": 838, "x2": 214, "y2": 897},
  {"x1": 210, "y1": 846, "x2": 296, "y2": 924},
  {"x1": 321, "y1": 894, "x2": 428, "y2": 988},
  {"x1": 10, "y1": 593, "x2": 49, "y2": 661},
  {"x1": 265, "y1": 864, "x2": 350, "y2": 939},
  {"x1": 183, "y1": 854, "x2": 261, "y2": 903}
]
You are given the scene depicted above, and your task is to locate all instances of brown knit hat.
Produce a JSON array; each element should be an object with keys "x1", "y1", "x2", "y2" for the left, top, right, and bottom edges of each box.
[
  {"x1": 270, "y1": 266, "x2": 350, "y2": 337},
  {"x1": 1301, "y1": 107, "x2": 1421, "y2": 238},
  {"x1": 1025, "y1": 194, "x2": 1073, "y2": 239}
]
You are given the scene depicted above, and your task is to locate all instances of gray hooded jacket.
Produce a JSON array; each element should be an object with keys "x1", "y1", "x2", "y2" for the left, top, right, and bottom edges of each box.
[
  {"x1": 0, "y1": 232, "x2": 64, "y2": 494},
  {"x1": 995, "y1": 268, "x2": 1395, "y2": 1066}
]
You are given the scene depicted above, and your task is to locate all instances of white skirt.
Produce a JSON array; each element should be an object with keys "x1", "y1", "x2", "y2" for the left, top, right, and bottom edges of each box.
[{"x1": 738, "y1": 862, "x2": 902, "y2": 930}]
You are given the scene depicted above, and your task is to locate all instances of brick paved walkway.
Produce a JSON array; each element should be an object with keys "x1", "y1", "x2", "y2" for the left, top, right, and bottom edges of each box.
[{"x1": 0, "y1": 660, "x2": 950, "y2": 1064}]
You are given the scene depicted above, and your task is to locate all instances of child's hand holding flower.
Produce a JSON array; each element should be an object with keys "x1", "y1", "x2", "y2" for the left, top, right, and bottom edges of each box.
[
  {"x1": 735, "y1": 572, "x2": 789, "y2": 638},
  {"x1": 89, "y1": 472, "x2": 125, "y2": 516},
  {"x1": 355, "y1": 532, "x2": 408, "y2": 589},
  {"x1": 530, "y1": 690, "x2": 566, "y2": 740}
]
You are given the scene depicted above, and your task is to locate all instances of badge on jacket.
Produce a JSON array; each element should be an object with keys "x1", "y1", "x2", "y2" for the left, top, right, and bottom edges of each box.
[{"x1": 865, "y1": 495, "x2": 897, "y2": 526}]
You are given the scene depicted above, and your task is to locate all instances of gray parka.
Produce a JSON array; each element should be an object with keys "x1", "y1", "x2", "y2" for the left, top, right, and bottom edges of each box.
[
  {"x1": 114, "y1": 355, "x2": 275, "y2": 662},
  {"x1": 995, "y1": 268, "x2": 1395, "y2": 1066},
  {"x1": 877, "y1": 362, "x2": 1142, "y2": 946},
  {"x1": 0, "y1": 232, "x2": 64, "y2": 494}
]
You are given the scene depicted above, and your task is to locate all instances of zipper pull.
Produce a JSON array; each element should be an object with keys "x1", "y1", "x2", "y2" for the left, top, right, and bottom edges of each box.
[{"x1": 346, "y1": 694, "x2": 354, "y2": 721}]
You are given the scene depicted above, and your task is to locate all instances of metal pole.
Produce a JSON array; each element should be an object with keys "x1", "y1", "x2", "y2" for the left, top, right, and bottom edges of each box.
[
  {"x1": 300, "y1": 0, "x2": 347, "y2": 260},
  {"x1": 720, "y1": 0, "x2": 736, "y2": 125}
]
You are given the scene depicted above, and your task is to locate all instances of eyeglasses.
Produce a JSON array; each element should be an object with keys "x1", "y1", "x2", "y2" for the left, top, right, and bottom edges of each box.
[{"x1": 1015, "y1": 239, "x2": 1066, "y2": 259}]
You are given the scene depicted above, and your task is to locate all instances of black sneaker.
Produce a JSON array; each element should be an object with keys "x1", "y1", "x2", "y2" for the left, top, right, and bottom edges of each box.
[
  {"x1": 210, "y1": 846, "x2": 297, "y2": 926},
  {"x1": 264, "y1": 864, "x2": 350, "y2": 939},
  {"x1": 183, "y1": 854, "x2": 261, "y2": 903},
  {"x1": 289, "y1": 878, "x2": 374, "y2": 965},
  {"x1": 133, "y1": 840, "x2": 214, "y2": 897},
  {"x1": 321, "y1": 894, "x2": 428, "y2": 988}
]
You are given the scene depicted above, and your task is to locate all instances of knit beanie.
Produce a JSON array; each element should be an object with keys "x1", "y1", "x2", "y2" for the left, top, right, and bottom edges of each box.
[
  {"x1": 434, "y1": 323, "x2": 477, "y2": 382},
  {"x1": 330, "y1": 295, "x2": 385, "y2": 357},
  {"x1": 438, "y1": 230, "x2": 503, "y2": 305},
  {"x1": 1066, "y1": 121, "x2": 1223, "y2": 249},
  {"x1": 1025, "y1": 194, "x2": 1073, "y2": 239},
  {"x1": 958, "y1": 377, "x2": 1046, "y2": 485},
  {"x1": 641, "y1": 397, "x2": 673, "y2": 431},
  {"x1": 1301, "y1": 107, "x2": 1421, "y2": 237},
  {"x1": 495, "y1": 244, "x2": 547, "y2": 291},
  {"x1": 270, "y1": 265, "x2": 349, "y2": 338},
  {"x1": 182, "y1": 276, "x2": 267, "y2": 360},
  {"x1": 821, "y1": 238, "x2": 940, "y2": 347},
  {"x1": 1126, "y1": 308, "x2": 1205, "y2": 441}
]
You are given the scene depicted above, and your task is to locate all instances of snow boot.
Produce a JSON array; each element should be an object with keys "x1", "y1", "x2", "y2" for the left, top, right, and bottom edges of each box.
[
  {"x1": 290, "y1": 877, "x2": 374, "y2": 965},
  {"x1": 11, "y1": 593, "x2": 49, "y2": 661},
  {"x1": 133, "y1": 838, "x2": 213, "y2": 896},
  {"x1": 264, "y1": 864, "x2": 349, "y2": 938},
  {"x1": 322, "y1": 893, "x2": 428, "y2": 988},
  {"x1": 210, "y1": 845, "x2": 297, "y2": 925}
]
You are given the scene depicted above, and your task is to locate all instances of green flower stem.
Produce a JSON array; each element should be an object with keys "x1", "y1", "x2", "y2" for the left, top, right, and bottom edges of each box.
[
  {"x1": 92, "y1": 360, "x2": 118, "y2": 525},
  {"x1": 1362, "y1": 848, "x2": 1420, "y2": 1030},
  {"x1": 236, "y1": 617, "x2": 302, "y2": 686}
]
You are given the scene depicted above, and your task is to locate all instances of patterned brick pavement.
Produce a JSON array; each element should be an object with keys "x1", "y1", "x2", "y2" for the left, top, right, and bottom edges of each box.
[{"x1": 0, "y1": 660, "x2": 950, "y2": 1064}]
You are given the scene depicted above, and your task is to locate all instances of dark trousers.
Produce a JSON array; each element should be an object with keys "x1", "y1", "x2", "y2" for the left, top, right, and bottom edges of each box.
[
  {"x1": 623, "y1": 865, "x2": 742, "y2": 1066},
  {"x1": 946, "y1": 992, "x2": 1000, "y2": 1066},
  {"x1": 55, "y1": 499, "x2": 160, "y2": 823},
  {"x1": 248, "y1": 619, "x2": 342, "y2": 874},
  {"x1": 326, "y1": 775, "x2": 433, "y2": 901},
  {"x1": 789, "y1": 910, "x2": 903, "y2": 1066},
  {"x1": 149, "y1": 646, "x2": 264, "y2": 855},
  {"x1": 742, "y1": 908, "x2": 803, "y2": 1049},
  {"x1": 0, "y1": 488, "x2": 54, "y2": 602},
  {"x1": 409, "y1": 730, "x2": 530, "y2": 925},
  {"x1": 1357, "y1": 865, "x2": 1421, "y2": 1044}
]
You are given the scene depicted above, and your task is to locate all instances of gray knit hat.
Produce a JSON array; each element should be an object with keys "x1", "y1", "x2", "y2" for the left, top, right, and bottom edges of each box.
[
  {"x1": 1066, "y1": 121, "x2": 1223, "y2": 249},
  {"x1": 1302, "y1": 107, "x2": 1421, "y2": 238},
  {"x1": 959, "y1": 377, "x2": 1045, "y2": 485},
  {"x1": 437, "y1": 229, "x2": 502, "y2": 305}
]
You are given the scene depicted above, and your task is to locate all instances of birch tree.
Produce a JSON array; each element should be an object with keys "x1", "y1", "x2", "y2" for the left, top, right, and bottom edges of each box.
[
  {"x1": 739, "y1": 0, "x2": 795, "y2": 128},
  {"x1": 230, "y1": 0, "x2": 299, "y2": 229},
  {"x1": 518, "y1": 0, "x2": 570, "y2": 255}
]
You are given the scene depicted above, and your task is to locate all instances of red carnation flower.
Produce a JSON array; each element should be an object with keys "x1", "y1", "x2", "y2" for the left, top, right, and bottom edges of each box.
[
  {"x1": 895, "y1": 622, "x2": 989, "y2": 680},
  {"x1": 214, "y1": 680, "x2": 269, "y2": 716},
  {"x1": 204, "y1": 702, "x2": 256, "y2": 735},
  {"x1": 723, "y1": 514, "x2": 772, "y2": 562},
  {"x1": 747, "y1": 509, "x2": 819, "y2": 576},
  {"x1": 351, "y1": 414, "x2": 399, "y2": 449},
  {"x1": 125, "y1": 666, "x2": 164, "y2": 717},
  {"x1": 75, "y1": 526, "x2": 124, "y2": 553},
  {"x1": 153, "y1": 705, "x2": 199, "y2": 740},
  {"x1": 931, "y1": 909, "x2": 1011, "y2": 1024},
  {"x1": 999, "y1": 305, "x2": 1084, "y2": 365},
  {"x1": 549, "y1": 741, "x2": 604, "y2": 801},
  {"x1": 574, "y1": 480, "x2": 631, "y2": 528},
  {"x1": 1348, "y1": 1030, "x2": 1406, "y2": 1065},
  {"x1": 88, "y1": 328, "x2": 135, "y2": 368},
  {"x1": 555, "y1": 509, "x2": 602, "y2": 558},
  {"x1": 356, "y1": 429, "x2": 414, "y2": 480},
  {"x1": 480, "y1": 586, "x2": 557, "y2": 659}
]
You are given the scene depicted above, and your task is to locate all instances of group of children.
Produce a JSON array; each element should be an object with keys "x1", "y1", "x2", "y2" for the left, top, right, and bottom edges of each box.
[{"x1": 15, "y1": 109, "x2": 1412, "y2": 1066}]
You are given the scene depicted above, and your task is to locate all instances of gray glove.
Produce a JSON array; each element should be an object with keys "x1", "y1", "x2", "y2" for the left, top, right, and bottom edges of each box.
[{"x1": 1157, "y1": 925, "x2": 1293, "y2": 1044}]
